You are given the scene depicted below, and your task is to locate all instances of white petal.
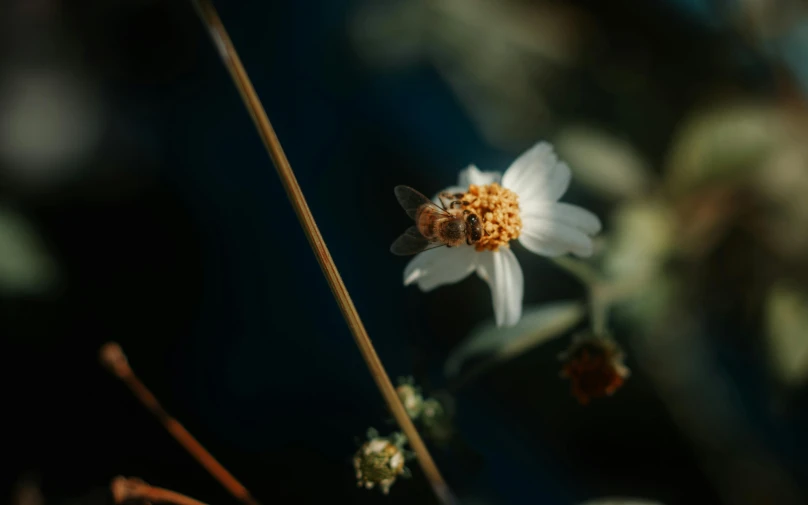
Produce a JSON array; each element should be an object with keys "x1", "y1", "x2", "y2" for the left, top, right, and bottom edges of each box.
[
  {"x1": 519, "y1": 215, "x2": 595, "y2": 257},
  {"x1": 501, "y1": 142, "x2": 571, "y2": 202},
  {"x1": 475, "y1": 248, "x2": 523, "y2": 327},
  {"x1": 521, "y1": 202, "x2": 602, "y2": 235},
  {"x1": 403, "y1": 245, "x2": 477, "y2": 291},
  {"x1": 458, "y1": 164, "x2": 501, "y2": 187}
]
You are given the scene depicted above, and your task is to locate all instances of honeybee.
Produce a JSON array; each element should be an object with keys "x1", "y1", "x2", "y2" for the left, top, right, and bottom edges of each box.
[{"x1": 390, "y1": 185, "x2": 483, "y2": 256}]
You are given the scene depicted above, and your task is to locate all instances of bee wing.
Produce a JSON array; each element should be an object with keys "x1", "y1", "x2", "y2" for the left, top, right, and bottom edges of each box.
[
  {"x1": 394, "y1": 185, "x2": 446, "y2": 220},
  {"x1": 390, "y1": 226, "x2": 445, "y2": 256}
]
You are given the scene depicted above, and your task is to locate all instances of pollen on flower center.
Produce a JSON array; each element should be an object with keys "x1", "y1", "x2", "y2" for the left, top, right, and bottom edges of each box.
[{"x1": 461, "y1": 183, "x2": 522, "y2": 251}]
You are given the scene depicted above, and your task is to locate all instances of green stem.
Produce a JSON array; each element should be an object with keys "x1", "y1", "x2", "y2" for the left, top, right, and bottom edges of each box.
[
  {"x1": 550, "y1": 256, "x2": 601, "y2": 287},
  {"x1": 590, "y1": 286, "x2": 609, "y2": 335},
  {"x1": 550, "y1": 256, "x2": 610, "y2": 335}
]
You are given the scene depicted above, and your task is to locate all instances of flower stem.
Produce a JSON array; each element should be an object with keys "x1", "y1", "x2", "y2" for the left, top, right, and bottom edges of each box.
[
  {"x1": 590, "y1": 286, "x2": 608, "y2": 335},
  {"x1": 550, "y1": 256, "x2": 600, "y2": 286},
  {"x1": 188, "y1": 2, "x2": 456, "y2": 503},
  {"x1": 99, "y1": 343, "x2": 260, "y2": 505},
  {"x1": 550, "y1": 256, "x2": 609, "y2": 335},
  {"x1": 110, "y1": 477, "x2": 209, "y2": 505}
]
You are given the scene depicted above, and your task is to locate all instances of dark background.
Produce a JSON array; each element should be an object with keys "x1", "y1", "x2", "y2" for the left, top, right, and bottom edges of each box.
[{"x1": 2, "y1": 1, "x2": 807, "y2": 505}]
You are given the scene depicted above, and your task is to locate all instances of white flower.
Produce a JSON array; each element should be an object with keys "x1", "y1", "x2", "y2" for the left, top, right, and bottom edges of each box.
[{"x1": 403, "y1": 141, "x2": 601, "y2": 327}]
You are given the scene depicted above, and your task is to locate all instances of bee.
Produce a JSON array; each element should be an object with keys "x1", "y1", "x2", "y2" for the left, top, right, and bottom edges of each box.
[{"x1": 390, "y1": 185, "x2": 483, "y2": 256}]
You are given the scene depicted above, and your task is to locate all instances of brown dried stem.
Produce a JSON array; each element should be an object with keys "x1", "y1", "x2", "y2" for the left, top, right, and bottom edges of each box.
[
  {"x1": 188, "y1": 1, "x2": 455, "y2": 503},
  {"x1": 100, "y1": 343, "x2": 260, "y2": 505},
  {"x1": 110, "y1": 476, "x2": 208, "y2": 505}
]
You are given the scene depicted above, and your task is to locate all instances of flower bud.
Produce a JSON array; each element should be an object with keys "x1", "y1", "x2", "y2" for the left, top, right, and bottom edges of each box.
[
  {"x1": 559, "y1": 332, "x2": 630, "y2": 404},
  {"x1": 395, "y1": 376, "x2": 424, "y2": 419},
  {"x1": 353, "y1": 429, "x2": 410, "y2": 494}
]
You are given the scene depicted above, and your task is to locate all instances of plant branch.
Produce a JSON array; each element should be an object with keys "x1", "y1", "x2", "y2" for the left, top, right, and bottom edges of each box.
[
  {"x1": 550, "y1": 256, "x2": 600, "y2": 287},
  {"x1": 99, "y1": 343, "x2": 259, "y2": 505},
  {"x1": 110, "y1": 476, "x2": 209, "y2": 505},
  {"x1": 550, "y1": 256, "x2": 609, "y2": 334},
  {"x1": 187, "y1": 2, "x2": 455, "y2": 503}
]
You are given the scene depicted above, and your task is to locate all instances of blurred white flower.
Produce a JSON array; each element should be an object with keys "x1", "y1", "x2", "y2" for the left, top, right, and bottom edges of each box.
[
  {"x1": 404, "y1": 142, "x2": 601, "y2": 327},
  {"x1": 554, "y1": 124, "x2": 653, "y2": 200}
]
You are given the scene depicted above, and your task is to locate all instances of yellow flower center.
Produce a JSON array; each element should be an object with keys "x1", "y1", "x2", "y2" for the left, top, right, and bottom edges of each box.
[{"x1": 460, "y1": 183, "x2": 522, "y2": 251}]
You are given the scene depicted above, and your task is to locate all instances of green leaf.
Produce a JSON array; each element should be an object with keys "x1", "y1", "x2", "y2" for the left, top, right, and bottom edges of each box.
[
  {"x1": 555, "y1": 125, "x2": 653, "y2": 200},
  {"x1": 602, "y1": 200, "x2": 674, "y2": 281},
  {"x1": 444, "y1": 300, "x2": 585, "y2": 378},
  {"x1": 664, "y1": 102, "x2": 779, "y2": 194}
]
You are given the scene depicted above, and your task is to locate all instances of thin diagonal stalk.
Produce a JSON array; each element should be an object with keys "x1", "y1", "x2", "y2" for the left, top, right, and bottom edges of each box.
[
  {"x1": 110, "y1": 476, "x2": 209, "y2": 505},
  {"x1": 100, "y1": 343, "x2": 260, "y2": 505},
  {"x1": 551, "y1": 256, "x2": 609, "y2": 334},
  {"x1": 188, "y1": 2, "x2": 456, "y2": 503}
]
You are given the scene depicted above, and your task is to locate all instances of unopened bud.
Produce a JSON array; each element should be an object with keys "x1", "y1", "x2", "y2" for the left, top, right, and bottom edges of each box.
[
  {"x1": 559, "y1": 332, "x2": 630, "y2": 405},
  {"x1": 353, "y1": 428, "x2": 410, "y2": 494}
]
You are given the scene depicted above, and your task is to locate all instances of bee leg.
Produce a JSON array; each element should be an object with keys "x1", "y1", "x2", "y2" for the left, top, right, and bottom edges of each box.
[
  {"x1": 437, "y1": 192, "x2": 453, "y2": 210},
  {"x1": 439, "y1": 192, "x2": 465, "y2": 210}
]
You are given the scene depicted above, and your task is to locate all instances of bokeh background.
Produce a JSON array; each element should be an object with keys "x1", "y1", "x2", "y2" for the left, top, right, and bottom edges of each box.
[{"x1": 3, "y1": 1, "x2": 808, "y2": 504}]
